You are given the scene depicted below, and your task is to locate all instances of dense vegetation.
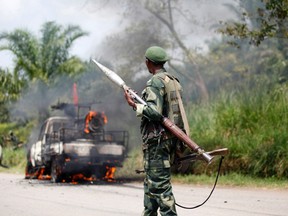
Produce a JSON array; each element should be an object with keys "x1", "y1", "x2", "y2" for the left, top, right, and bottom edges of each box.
[
  {"x1": 1, "y1": 0, "x2": 288, "y2": 180},
  {"x1": 188, "y1": 83, "x2": 288, "y2": 178}
]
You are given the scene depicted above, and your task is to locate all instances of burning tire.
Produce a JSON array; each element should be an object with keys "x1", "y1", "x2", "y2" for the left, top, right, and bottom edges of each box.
[
  {"x1": 25, "y1": 161, "x2": 37, "y2": 179},
  {"x1": 93, "y1": 165, "x2": 107, "y2": 179},
  {"x1": 51, "y1": 157, "x2": 64, "y2": 183},
  {"x1": 25, "y1": 151, "x2": 38, "y2": 179}
]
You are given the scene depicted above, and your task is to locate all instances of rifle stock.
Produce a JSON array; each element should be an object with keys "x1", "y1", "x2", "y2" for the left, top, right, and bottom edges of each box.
[
  {"x1": 177, "y1": 148, "x2": 229, "y2": 163},
  {"x1": 161, "y1": 117, "x2": 213, "y2": 163}
]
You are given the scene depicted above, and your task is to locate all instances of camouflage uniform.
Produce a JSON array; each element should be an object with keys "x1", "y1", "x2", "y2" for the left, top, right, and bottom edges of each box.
[{"x1": 135, "y1": 66, "x2": 183, "y2": 216}]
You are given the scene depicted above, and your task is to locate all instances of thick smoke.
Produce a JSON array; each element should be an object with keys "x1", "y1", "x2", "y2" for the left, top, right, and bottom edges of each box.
[{"x1": 10, "y1": 64, "x2": 141, "y2": 151}]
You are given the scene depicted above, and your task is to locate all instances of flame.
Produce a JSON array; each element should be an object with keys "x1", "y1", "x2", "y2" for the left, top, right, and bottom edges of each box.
[
  {"x1": 84, "y1": 111, "x2": 108, "y2": 133},
  {"x1": 26, "y1": 165, "x2": 116, "y2": 183},
  {"x1": 104, "y1": 166, "x2": 116, "y2": 181},
  {"x1": 71, "y1": 173, "x2": 96, "y2": 184},
  {"x1": 37, "y1": 167, "x2": 51, "y2": 180}
]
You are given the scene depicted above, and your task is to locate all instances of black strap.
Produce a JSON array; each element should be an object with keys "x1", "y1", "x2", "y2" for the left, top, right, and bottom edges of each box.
[{"x1": 175, "y1": 156, "x2": 224, "y2": 209}]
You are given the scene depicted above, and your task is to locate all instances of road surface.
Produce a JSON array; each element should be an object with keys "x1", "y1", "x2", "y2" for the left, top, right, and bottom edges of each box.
[{"x1": 0, "y1": 173, "x2": 287, "y2": 216}]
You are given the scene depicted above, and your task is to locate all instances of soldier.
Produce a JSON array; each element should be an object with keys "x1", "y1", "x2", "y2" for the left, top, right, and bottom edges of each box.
[
  {"x1": 9, "y1": 131, "x2": 21, "y2": 150},
  {"x1": 9, "y1": 131, "x2": 18, "y2": 144},
  {"x1": 125, "y1": 46, "x2": 186, "y2": 216},
  {"x1": 0, "y1": 136, "x2": 9, "y2": 168}
]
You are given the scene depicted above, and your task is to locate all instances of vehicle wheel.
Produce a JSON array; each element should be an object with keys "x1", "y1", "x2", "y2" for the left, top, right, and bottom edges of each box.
[
  {"x1": 25, "y1": 161, "x2": 37, "y2": 179},
  {"x1": 94, "y1": 165, "x2": 107, "y2": 179},
  {"x1": 51, "y1": 159, "x2": 63, "y2": 183}
]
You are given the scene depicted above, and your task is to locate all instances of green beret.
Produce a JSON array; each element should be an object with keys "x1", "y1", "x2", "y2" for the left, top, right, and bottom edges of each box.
[{"x1": 145, "y1": 46, "x2": 169, "y2": 63}]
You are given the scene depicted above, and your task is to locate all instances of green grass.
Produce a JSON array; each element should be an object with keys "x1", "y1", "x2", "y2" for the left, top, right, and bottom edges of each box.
[
  {"x1": 115, "y1": 148, "x2": 288, "y2": 189},
  {"x1": 0, "y1": 147, "x2": 26, "y2": 174},
  {"x1": 172, "y1": 173, "x2": 288, "y2": 189},
  {"x1": 186, "y1": 84, "x2": 288, "y2": 178}
]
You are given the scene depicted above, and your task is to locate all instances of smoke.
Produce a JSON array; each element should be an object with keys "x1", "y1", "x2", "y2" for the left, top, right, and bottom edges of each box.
[
  {"x1": 9, "y1": 61, "x2": 141, "y2": 150},
  {"x1": 9, "y1": 0, "x2": 239, "y2": 151},
  {"x1": 9, "y1": 75, "x2": 76, "y2": 148},
  {"x1": 73, "y1": 61, "x2": 142, "y2": 149},
  {"x1": 93, "y1": 0, "x2": 238, "y2": 56},
  {"x1": 11, "y1": 78, "x2": 74, "y2": 122}
]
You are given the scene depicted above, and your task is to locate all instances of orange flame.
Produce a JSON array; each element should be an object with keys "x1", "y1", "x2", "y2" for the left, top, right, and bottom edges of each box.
[
  {"x1": 27, "y1": 166, "x2": 116, "y2": 183},
  {"x1": 37, "y1": 167, "x2": 51, "y2": 180},
  {"x1": 84, "y1": 111, "x2": 108, "y2": 133},
  {"x1": 104, "y1": 166, "x2": 116, "y2": 181},
  {"x1": 71, "y1": 173, "x2": 96, "y2": 184}
]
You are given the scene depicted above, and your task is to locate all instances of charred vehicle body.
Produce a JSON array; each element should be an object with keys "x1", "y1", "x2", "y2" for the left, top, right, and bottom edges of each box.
[{"x1": 25, "y1": 103, "x2": 128, "y2": 182}]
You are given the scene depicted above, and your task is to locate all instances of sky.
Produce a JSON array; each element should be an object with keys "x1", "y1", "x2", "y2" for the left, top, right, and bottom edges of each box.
[
  {"x1": 0, "y1": 0, "x2": 121, "y2": 69},
  {"x1": 0, "y1": 0, "x2": 236, "y2": 70}
]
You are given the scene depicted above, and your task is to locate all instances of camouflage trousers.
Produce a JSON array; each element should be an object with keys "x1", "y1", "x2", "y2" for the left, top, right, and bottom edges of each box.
[{"x1": 142, "y1": 138, "x2": 177, "y2": 216}]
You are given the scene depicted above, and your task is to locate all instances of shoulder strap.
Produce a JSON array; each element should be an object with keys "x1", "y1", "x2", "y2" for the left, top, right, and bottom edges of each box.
[
  {"x1": 156, "y1": 72, "x2": 190, "y2": 136},
  {"x1": 172, "y1": 78, "x2": 190, "y2": 137}
]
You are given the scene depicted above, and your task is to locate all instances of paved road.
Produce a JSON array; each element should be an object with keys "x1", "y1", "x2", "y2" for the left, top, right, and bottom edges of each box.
[{"x1": 0, "y1": 173, "x2": 287, "y2": 216}]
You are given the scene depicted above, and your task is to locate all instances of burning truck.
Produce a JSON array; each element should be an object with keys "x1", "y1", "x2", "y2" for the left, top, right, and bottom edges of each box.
[{"x1": 25, "y1": 102, "x2": 128, "y2": 183}]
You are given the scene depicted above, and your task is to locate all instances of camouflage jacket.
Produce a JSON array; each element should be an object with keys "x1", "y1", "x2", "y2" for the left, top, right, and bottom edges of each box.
[{"x1": 135, "y1": 68, "x2": 183, "y2": 144}]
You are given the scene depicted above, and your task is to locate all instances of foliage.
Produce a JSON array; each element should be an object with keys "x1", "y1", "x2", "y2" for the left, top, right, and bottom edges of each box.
[
  {"x1": 0, "y1": 68, "x2": 25, "y2": 122},
  {"x1": 0, "y1": 21, "x2": 88, "y2": 84},
  {"x1": 0, "y1": 148, "x2": 26, "y2": 169},
  {"x1": 218, "y1": 0, "x2": 288, "y2": 46},
  {"x1": 0, "y1": 121, "x2": 34, "y2": 148},
  {"x1": 172, "y1": 172, "x2": 288, "y2": 188},
  {"x1": 187, "y1": 83, "x2": 288, "y2": 179},
  {"x1": 205, "y1": 36, "x2": 288, "y2": 94},
  {"x1": 0, "y1": 122, "x2": 29, "y2": 171}
]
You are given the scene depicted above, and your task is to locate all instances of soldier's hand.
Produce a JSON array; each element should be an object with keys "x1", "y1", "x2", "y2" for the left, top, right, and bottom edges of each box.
[{"x1": 124, "y1": 89, "x2": 137, "y2": 110}]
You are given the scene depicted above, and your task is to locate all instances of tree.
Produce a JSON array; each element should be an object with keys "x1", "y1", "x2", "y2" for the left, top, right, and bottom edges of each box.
[
  {"x1": 0, "y1": 21, "x2": 88, "y2": 121},
  {"x1": 144, "y1": 0, "x2": 210, "y2": 102},
  {"x1": 0, "y1": 68, "x2": 24, "y2": 122},
  {"x1": 0, "y1": 21, "x2": 88, "y2": 85},
  {"x1": 217, "y1": 0, "x2": 288, "y2": 83},
  {"x1": 218, "y1": 0, "x2": 288, "y2": 47},
  {"x1": 94, "y1": 0, "x2": 210, "y2": 102}
]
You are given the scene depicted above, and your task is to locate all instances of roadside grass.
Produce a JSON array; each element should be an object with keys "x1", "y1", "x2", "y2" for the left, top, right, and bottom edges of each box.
[
  {"x1": 172, "y1": 173, "x2": 288, "y2": 189},
  {"x1": 0, "y1": 147, "x2": 26, "y2": 175},
  {"x1": 186, "y1": 84, "x2": 288, "y2": 178},
  {"x1": 115, "y1": 147, "x2": 288, "y2": 189},
  {"x1": 2, "y1": 166, "x2": 287, "y2": 190}
]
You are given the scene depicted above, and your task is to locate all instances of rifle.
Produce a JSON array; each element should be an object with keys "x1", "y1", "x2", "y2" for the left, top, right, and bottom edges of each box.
[{"x1": 91, "y1": 59, "x2": 228, "y2": 164}]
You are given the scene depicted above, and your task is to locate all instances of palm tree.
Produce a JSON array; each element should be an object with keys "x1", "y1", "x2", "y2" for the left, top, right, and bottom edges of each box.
[
  {"x1": 0, "y1": 21, "x2": 89, "y2": 121},
  {"x1": 0, "y1": 21, "x2": 88, "y2": 84}
]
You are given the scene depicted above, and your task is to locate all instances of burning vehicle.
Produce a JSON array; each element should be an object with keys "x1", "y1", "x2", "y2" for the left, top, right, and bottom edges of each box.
[{"x1": 25, "y1": 102, "x2": 128, "y2": 183}]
